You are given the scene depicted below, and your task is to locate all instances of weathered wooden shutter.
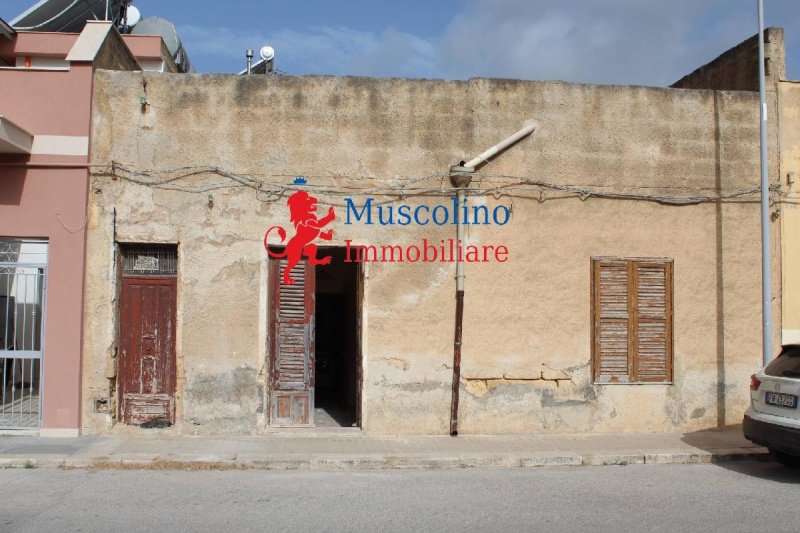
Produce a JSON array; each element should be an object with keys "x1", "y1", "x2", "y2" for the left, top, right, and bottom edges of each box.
[
  {"x1": 593, "y1": 260, "x2": 631, "y2": 383},
  {"x1": 592, "y1": 259, "x2": 673, "y2": 383},
  {"x1": 633, "y1": 262, "x2": 672, "y2": 382},
  {"x1": 119, "y1": 277, "x2": 178, "y2": 425},
  {"x1": 270, "y1": 257, "x2": 314, "y2": 426}
]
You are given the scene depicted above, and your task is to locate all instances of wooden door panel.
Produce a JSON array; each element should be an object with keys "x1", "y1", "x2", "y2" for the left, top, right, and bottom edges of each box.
[
  {"x1": 271, "y1": 391, "x2": 312, "y2": 426},
  {"x1": 269, "y1": 258, "x2": 314, "y2": 426},
  {"x1": 122, "y1": 394, "x2": 174, "y2": 424},
  {"x1": 119, "y1": 277, "x2": 177, "y2": 425}
]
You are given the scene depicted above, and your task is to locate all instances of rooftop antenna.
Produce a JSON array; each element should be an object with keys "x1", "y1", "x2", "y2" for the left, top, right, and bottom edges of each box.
[
  {"x1": 238, "y1": 46, "x2": 275, "y2": 75},
  {"x1": 125, "y1": 5, "x2": 141, "y2": 28},
  {"x1": 260, "y1": 45, "x2": 275, "y2": 72}
]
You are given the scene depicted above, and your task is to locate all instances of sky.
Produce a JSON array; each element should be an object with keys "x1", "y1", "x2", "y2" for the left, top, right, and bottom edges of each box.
[{"x1": 3, "y1": 0, "x2": 800, "y2": 86}]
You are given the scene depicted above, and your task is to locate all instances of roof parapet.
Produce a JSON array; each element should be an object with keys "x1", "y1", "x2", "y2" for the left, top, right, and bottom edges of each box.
[{"x1": 671, "y1": 27, "x2": 785, "y2": 91}]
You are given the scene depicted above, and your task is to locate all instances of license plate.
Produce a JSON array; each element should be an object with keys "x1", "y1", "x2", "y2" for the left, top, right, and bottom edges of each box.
[{"x1": 765, "y1": 392, "x2": 798, "y2": 409}]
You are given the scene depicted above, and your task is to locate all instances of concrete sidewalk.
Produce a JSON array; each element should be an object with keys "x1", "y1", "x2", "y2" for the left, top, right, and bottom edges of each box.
[{"x1": 0, "y1": 426, "x2": 768, "y2": 471}]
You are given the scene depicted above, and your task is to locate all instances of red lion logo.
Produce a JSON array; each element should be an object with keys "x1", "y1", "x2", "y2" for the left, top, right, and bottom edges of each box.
[{"x1": 264, "y1": 190, "x2": 335, "y2": 285}]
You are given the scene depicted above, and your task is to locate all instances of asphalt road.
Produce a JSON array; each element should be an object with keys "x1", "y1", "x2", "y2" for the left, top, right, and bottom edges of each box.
[{"x1": 0, "y1": 461, "x2": 798, "y2": 532}]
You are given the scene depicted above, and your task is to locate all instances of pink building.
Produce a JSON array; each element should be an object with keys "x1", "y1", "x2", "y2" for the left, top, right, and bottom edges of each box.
[{"x1": 0, "y1": 20, "x2": 174, "y2": 436}]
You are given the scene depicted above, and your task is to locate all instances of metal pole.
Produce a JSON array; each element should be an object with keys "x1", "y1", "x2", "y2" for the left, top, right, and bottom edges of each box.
[
  {"x1": 450, "y1": 187, "x2": 466, "y2": 436},
  {"x1": 758, "y1": 0, "x2": 773, "y2": 365},
  {"x1": 450, "y1": 289, "x2": 464, "y2": 436},
  {"x1": 105, "y1": 0, "x2": 109, "y2": 21},
  {"x1": 455, "y1": 189, "x2": 466, "y2": 294}
]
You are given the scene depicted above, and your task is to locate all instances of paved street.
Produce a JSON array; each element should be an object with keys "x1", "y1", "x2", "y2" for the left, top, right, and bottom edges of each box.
[{"x1": 0, "y1": 461, "x2": 798, "y2": 532}]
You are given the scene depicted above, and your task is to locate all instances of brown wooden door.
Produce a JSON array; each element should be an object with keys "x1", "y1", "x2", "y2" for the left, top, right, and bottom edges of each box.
[
  {"x1": 269, "y1": 257, "x2": 315, "y2": 426},
  {"x1": 119, "y1": 276, "x2": 177, "y2": 425}
]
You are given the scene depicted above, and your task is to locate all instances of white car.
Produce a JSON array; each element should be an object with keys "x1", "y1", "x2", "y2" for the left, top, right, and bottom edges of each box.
[{"x1": 744, "y1": 345, "x2": 800, "y2": 467}]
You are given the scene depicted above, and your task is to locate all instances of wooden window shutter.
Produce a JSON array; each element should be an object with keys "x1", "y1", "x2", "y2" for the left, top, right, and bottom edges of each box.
[
  {"x1": 592, "y1": 258, "x2": 673, "y2": 384},
  {"x1": 593, "y1": 260, "x2": 631, "y2": 383},
  {"x1": 269, "y1": 257, "x2": 315, "y2": 426},
  {"x1": 633, "y1": 262, "x2": 673, "y2": 382}
]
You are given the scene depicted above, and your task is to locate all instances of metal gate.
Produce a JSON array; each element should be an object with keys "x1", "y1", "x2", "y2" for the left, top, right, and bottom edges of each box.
[{"x1": 0, "y1": 239, "x2": 47, "y2": 430}]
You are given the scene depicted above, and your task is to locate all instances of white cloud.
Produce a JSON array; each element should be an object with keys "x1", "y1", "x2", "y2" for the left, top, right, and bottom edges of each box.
[
  {"x1": 179, "y1": 24, "x2": 437, "y2": 77},
  {"x1": 437, "y1": 0, "x2": 756, "y2": 85},
  {"x1": 178, "y1": 0, "x2": 791, "y2": 86}
]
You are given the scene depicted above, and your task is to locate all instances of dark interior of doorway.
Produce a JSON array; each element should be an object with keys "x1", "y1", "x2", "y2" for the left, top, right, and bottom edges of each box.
[{"x1": 315, "y1": 248, "x2": 359, "y2": 428}]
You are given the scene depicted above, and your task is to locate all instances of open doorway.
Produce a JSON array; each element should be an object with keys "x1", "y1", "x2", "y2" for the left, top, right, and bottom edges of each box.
[
  {"x1": 314, "y1": 248, "x2": 360, "y2": 427},
  {"x1": 268, "y1": 247, "x2": 362, "y2": 428}
]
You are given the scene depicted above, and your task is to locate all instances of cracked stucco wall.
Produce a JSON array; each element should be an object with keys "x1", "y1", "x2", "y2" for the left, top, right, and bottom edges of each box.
[{"x1": 81, "y1": 71, "x2": 777, "y2": 435}]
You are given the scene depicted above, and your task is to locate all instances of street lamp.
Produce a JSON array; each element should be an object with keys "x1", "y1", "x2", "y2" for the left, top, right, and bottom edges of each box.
[{"x1": 758, "y1": 0, "x2": 773, "y2": 365}]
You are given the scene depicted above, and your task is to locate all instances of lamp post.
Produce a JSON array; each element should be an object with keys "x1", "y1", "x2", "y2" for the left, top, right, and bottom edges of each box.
[{"x1": 758, "y1": 0, "x2": 773, "y2": 365}]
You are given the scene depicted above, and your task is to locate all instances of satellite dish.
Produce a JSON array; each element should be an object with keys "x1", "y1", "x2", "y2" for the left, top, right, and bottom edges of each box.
[
  {"x1": 259, "y1": 46, "x2": 275, "y2": 62},
  {"x1": 126, "y1": 5, "x2": 141, "y2": 27}
]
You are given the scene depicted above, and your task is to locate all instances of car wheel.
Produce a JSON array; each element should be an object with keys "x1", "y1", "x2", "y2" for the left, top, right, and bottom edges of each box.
[{"x1": 768, "y1": 448, "x2": 800, "y2": 468}]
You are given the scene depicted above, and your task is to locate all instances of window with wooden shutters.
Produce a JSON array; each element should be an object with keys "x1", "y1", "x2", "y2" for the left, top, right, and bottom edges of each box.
[{"x1": 592, "y1": 258, "x2": 673, "y2": 384}]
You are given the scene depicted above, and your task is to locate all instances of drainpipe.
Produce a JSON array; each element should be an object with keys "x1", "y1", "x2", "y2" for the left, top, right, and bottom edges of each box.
[
  {"x1": 463, "y1": 123, "x2": 537, "y2": 170},
  {"x1": 448, "y1": 121, "x2": 537, "y2": 436},
  {"x1": 448, "y1": 167, "x2": 471, "y2": 436}
]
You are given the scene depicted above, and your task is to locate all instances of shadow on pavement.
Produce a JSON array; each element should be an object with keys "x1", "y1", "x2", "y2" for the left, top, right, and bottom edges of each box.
[
  {"x1": 681, "y1": 425, "x2": 800, "y2": 484},
  {"x1": 717, "y1": 460, "x2": 800, "y2": 483}
]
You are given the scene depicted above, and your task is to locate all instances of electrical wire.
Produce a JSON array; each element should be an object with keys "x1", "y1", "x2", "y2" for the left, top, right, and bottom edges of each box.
[{"x1": 91, "y1": 161, "x2": 787, "y2": 208}]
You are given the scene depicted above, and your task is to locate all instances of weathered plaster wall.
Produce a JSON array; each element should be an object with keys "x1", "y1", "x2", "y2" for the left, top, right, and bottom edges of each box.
[
  {"x1": 84, "y1": 71, "x2": 778, "y2": 435},
  {"x1": 92, "y1": 27, "x2": 141, "y2": 73},
  {"x1": 779, "y1": 81, "x2": 800, "y2": 345}
]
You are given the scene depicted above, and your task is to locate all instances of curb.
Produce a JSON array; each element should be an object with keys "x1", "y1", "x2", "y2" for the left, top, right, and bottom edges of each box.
[{"x1": 0, "y1": 448, "x2": 770, "y2": 471}]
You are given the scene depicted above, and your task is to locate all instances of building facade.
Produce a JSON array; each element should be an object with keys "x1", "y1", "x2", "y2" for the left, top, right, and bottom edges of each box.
[
  {"x1": 78, "y1": 29, "x2": 797, "y2": 436},
  {"x1": 0, "y1": 20, "x2": 173, "y2": 435}
]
